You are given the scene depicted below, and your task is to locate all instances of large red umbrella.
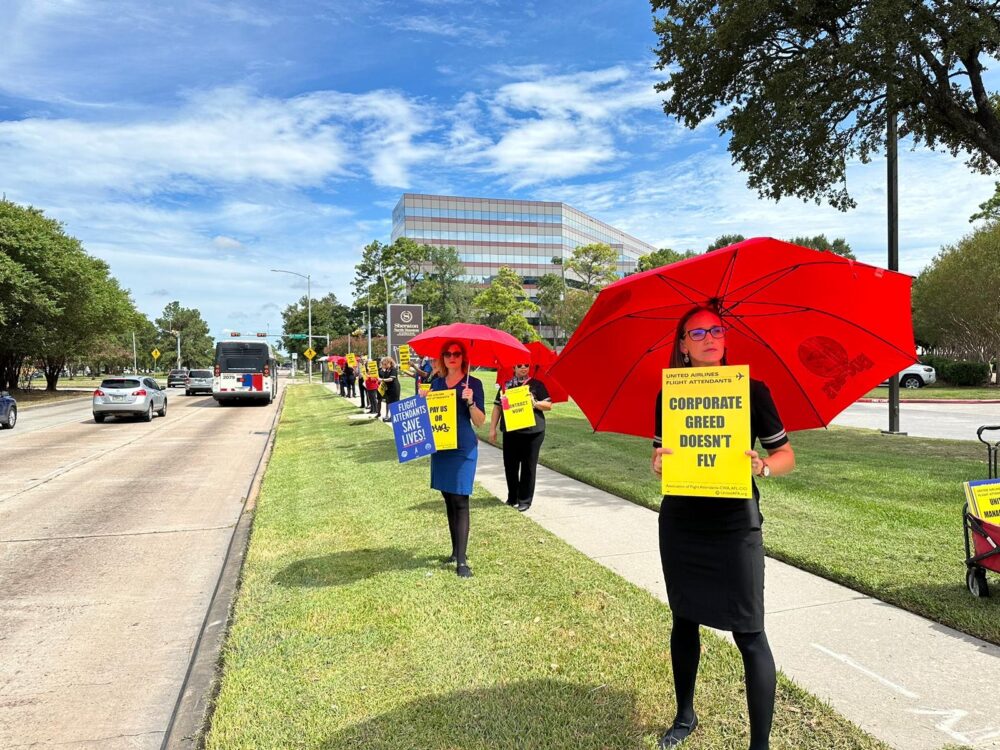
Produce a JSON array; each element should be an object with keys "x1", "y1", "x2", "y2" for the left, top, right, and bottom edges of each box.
[
  {"x1": 496, "y1": 340, "x2": 569, "y2": 403},
  {"x1": 548, "y1": 237, "x2": 916, "y2": 437},
  {"x1": 408, "y1": 323, "x2": 530, "y2": 372}
]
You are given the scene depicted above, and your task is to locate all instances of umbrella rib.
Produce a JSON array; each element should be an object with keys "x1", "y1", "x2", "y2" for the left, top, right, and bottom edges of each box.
[
  {"x1": 724, "y1": 315, "x2": 827, "y2": 429},
  {"x1": 591, "y1": 328, "x2": 676, "y2": 434}
]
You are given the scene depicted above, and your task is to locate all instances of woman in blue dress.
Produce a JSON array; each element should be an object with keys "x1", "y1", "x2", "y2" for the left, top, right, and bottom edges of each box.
[{"x1": 428, "y1": 340, "x2": 485, "y2": 578}]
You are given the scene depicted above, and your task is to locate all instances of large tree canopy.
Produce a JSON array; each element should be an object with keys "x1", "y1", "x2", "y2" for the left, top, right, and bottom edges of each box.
[
  {"x1": 652, "y1": 1, "x2": 1000, "y2": 212},
  {"x1": 913, "y1": 221, "x2": 1000, "y2": 363}
]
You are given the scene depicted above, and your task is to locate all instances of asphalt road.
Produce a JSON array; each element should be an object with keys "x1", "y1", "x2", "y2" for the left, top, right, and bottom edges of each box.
[
  {"x1": 832, "y1": 399, "x2": 1000, "y2": 441},
  {"x1": 0, "y1": 384, "x2": 283, "y2": 749}
]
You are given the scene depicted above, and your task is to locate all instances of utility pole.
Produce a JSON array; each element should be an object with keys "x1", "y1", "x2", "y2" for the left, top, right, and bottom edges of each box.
[
  {"x1": 883, "y1": 99, "x2": 905, "y2": 436},
  {"x1": 132, "y1": 332, "x2": 137, "y2": 374},
  {"x1": 271, "y1": 268, "x2": 313, "y2": 384}
]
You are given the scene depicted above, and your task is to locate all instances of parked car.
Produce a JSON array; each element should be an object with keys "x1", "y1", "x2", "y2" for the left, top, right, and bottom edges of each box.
[
  {"x1": 185, "y1": 368, "x2": 214, "y2": 396},
  {"x1": 93, "y1": 377, "x2": 167, "y2": 422},
  {"x1": 167, "y1": 369, "x2": 189, "y2": 388},
  {"x1": 0, "y1": 391, "x2": 16, "y2": 429},
  {"x1": 880, "y1": 363, "x2": 937, "y2": 389}
]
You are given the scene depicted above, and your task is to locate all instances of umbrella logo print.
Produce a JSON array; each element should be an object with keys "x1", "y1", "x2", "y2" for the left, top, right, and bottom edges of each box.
[{"x1": 798, "y1": 336, "x2": 874, "y2": 400}]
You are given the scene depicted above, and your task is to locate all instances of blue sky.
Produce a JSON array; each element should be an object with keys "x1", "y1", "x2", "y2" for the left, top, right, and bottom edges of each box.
[{"x1": 1, "y1": 0, "x2": 996, "y2": 339}]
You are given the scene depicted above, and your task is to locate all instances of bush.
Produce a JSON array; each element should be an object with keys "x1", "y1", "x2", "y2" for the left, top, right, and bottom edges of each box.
[
  {"x1": 942, "y1": 360, "x2": 990, "y2": 386},
  {"x1": 920, "y1": 354, "x2": 953, "y2": 375}
]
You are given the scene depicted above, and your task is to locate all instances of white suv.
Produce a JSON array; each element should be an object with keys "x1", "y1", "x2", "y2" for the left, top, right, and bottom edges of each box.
[{"x1": 881, "y1": 363, "x2": 936, "y2": 389}]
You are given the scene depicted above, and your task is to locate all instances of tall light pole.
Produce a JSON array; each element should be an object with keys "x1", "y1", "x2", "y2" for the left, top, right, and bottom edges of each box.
[
  {"x1": 271, "y1": 268, "x2": 312, "y2": 384},
  {"x1": 169, "y1": 329, "x2": 181, "y2": 369},
  {"x1": 378, "y1": 260, "x2": 390, "y2": 358}
]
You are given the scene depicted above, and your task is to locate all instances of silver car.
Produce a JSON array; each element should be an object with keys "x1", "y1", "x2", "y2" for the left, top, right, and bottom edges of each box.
[
  {"x1": 93, "y1": 377, "x2": 167, "y2": 422},
  {"x1": 184, "y1": 369, "x2": 214, "y2": 396}
]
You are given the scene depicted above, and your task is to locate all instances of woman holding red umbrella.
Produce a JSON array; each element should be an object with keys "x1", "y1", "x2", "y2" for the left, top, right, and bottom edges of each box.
[
  {"x1": 652, "y1": 306, "x2": 795, "y2": 750},
  {"x1": 429, "y1": 340, "x2": 486, "y2": 578}
]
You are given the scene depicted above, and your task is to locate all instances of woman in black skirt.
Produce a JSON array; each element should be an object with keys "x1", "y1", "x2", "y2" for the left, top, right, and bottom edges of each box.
[{"x1": 652, "y1": 306, "x2": 795, "y2": 750}]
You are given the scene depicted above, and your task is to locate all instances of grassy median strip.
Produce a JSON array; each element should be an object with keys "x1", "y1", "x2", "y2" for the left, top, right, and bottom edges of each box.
[
  {"x1": 206, "y1": 385, "x2": 889, "y2": 750},
  {"x1": 477, "y1": 389, "x2": 1000, "y2": 645}
]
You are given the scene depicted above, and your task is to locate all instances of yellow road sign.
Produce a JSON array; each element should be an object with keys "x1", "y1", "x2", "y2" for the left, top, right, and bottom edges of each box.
[
  {"x1": 303, "y1": 347, "x2": 316, "y2": 360},
  {"x1": 151, "y1": 348, "x2": 161, "y2": 360}
]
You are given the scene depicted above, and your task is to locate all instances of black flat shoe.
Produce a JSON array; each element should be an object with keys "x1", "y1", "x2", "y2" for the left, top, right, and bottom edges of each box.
[
  {"x1": 456, "y1": 564, "x2": 473, "y2": 578},
  {"x1": 516, "y1": 502, "x2": 532, "y2": 512},
  {"x1": 658, "y1": 715, "x2": 698, "y2": 748},
  {"x1": 505, "y1": 499, "x2": 518, "y2": 506}
]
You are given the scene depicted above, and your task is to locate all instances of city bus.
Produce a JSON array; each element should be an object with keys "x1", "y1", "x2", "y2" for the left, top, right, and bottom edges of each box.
[{"x1": 212, "y1": 340, "x2": 278, "y2": 405}]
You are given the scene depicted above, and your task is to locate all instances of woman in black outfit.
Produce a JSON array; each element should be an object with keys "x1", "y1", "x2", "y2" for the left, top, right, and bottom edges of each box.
[
  {"x1": 488, "y1": 362, "x2": 552, "y2": 511},
  {"x1": 378, "y1": 356, "x2": 401, "y2": 422},
  {"x1": 652, "y1": 306, "x2": 795, "y2": 750}
]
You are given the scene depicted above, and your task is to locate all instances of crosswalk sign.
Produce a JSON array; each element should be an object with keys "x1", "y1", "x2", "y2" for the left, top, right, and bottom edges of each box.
[
  {"x1": 151, "y1": 348, "x2": 161, "y2": 360},
  {"x1": 304, "y1": 347, "x2": 316, "y2": 360}
]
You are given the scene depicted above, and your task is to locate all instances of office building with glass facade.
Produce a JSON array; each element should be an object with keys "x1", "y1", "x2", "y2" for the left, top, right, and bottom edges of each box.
[{"x1": 390, "y1": 193, "x2": 656, "y2": 289}]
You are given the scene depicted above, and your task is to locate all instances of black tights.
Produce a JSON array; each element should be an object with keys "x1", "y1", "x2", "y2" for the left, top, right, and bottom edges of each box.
[
  {"x1": 441, "y1": 492, "x2": 470, "y2": 565},
  {"x1": 670, "y1": 615, "x2": 775, "y2": 750}
]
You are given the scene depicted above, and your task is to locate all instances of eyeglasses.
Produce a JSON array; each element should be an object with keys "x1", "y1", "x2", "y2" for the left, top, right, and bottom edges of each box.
[
  {"x1": 443, "y1": 350, "x2": 463, "y2": 358},
  {"x1": 683, "y1": 325, "x2": 727, "y2": 342}
]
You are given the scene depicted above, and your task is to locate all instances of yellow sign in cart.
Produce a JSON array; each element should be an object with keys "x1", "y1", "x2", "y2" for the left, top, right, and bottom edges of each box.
[
  {"x1": 425, "y1": 389, "x2": 457, "y2": 450},
  {"x1": 501, "y1": 385, "x2": 536, "y2": 432},
  {"x1": 660, "y1": 364, "x2": 751, "y2": 498},
  {"x1": 965, "y1": 478, "x2": 1000, "y2": 522}
]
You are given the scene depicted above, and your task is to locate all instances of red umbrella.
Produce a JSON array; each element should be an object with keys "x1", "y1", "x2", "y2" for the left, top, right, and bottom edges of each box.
[
  {"x1": 408, "y1": 323, "x2": 530, "y2": 373},
  {"x1": 548, "y1": 237, "x2": 916, "y2": 437},
  {"x1": 496, "y1": 340, "x2": 569, "y2": 403}
]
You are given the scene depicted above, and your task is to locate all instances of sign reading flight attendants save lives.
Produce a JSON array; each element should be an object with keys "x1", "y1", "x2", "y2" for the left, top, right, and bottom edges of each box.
[
  {"x1": 661, "y1": 364, "x2": 751, "y2": 499},
  {"x1": 425, "y1": 389, "x2": 457, "y2": 451},
  {"x1": 389, "y1": 396, "x2": 437, "y2": 463}
]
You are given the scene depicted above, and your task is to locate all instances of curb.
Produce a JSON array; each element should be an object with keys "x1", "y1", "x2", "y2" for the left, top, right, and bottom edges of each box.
[
  {"x1": 160, "y1": 388, "x2": 286, "y2": 750},
  {"x1": 18, "y1": 394, "x2": 92, "y2": 410}
]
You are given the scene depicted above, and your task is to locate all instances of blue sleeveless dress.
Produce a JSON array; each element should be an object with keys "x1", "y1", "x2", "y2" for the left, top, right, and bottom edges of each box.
[{"x1": 429, "y1": 375, "x2": 485, "y2": 495}]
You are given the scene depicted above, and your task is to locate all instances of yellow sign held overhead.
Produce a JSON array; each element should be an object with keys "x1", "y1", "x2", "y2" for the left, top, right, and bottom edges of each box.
[
  {"x1": 303, "y1": 347, "x2": 316, "y2": 360},
  {"x1": 367, "y1": 360, "x2": 378, "y2": 377},
  {"x1": 151, "y1": 348, "x2": 161, "y2": 361},
  {"x1": 501, "y1": 384, "x2": 536, "y2": 432},
  {"x1": 398, "y1": 344, "x2": 411, "y2": 370},
  {"x1": 346, "y1": 353, "x2": 357, "y2": 368},
  {"x1": 660, "y1": 364, "x2": 751, "y2": 499},
  {"x1": 426, "y1": 388, "x2": 457, "y2": 450}
]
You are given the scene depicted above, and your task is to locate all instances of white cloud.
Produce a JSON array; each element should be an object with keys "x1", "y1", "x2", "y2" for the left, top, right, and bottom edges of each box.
[{"x1": 212, "y1": 235, "x2": 243, "y2": 250}]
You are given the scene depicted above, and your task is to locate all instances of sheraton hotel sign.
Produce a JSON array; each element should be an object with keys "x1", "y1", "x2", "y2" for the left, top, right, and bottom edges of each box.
[{"x1": 388, "y1": 304, "x2": 423, "y2": 353}]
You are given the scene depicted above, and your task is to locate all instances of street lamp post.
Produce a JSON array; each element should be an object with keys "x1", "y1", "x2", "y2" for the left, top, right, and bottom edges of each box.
[
  {"x1": 271, "y1": 268, "x2": 312, "y2": 384},
  {"x1": 169, "y1": 329, "x2": 181, "y2": 369},
  {"x1": 378, "y1": 261, "x2": 391, "y2": 358}
]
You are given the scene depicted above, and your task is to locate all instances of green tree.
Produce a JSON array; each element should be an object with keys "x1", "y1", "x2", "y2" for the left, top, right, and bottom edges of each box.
[
  {"x1": 535, "y1": 273, "x2": 566, "y2": 345},
  {"x1": 409, "y1": 244, "x2": 476, "y2": 327},
  {"x1": 280, "y1": 293, "x2": 352, "y2": 359},
  {"x1": 913, "y1": 222, "x2": 1000, "y2": 366},
  {"x1": 653, "y1": 1, "x2": 1000, "y2": 214},
  {"x1": 565, "y1": 243, "x2": 619, "y2": 293},
  {"x1": 787, "y1": 235, "x2": 855, "y2": 260},
  {"x1": 472, "y1": 267, "x2": 538, "y2": 342},
  {"x1": 553, "y1": 289, "x2": 596, "y2": 344},
  {"x1": 637, "y1": 247, "x2": 699, "y2": 272},
  {"x1": 706, "y1": 234, "x2": 746, "y2": 253},
  {"x1": 155, "y1": 302, "x2": 214, "y2": 370}
]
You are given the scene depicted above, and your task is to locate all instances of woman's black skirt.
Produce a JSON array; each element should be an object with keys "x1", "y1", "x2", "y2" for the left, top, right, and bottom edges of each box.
[{"x1": 658, "y1": 496, "x2": 765, "y2": 632}]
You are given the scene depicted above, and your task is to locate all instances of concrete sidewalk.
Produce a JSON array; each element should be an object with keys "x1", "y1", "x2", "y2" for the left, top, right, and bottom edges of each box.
[{"x1": 331, "y1": 386, "x2": 1000, "y2": 749}]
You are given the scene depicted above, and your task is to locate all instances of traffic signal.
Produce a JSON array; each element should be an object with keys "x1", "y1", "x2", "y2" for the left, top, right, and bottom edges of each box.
[
  {"x1": 230, "y1": 332, "x2": 241, "y2": 337},
  {"x1": 256, "y1": 332, "x2": 267, "y2": 337}
]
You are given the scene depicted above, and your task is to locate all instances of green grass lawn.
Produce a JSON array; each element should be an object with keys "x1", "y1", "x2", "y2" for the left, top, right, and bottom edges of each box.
[
  {"x1": 8, "y1": 388, "x2": 93, "y2": 407},
  {"x1": 476, "y1": 387, "x2": 1000, "y2": 645},
  {"x1": 862, "y1": 384, "x2": 1000, "y2": 399},
  {"x1": 205, "y1": 386, "x2": 891, "y2": 750}
]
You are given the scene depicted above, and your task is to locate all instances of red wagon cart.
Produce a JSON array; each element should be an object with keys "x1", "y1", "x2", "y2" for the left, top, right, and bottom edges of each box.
[{"x1": 963, "y1": 425, "x2": 1000, "y2": 597}]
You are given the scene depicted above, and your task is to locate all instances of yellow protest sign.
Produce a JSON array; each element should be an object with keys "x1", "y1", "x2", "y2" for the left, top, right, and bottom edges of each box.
[
  {"x1": 661, "y1": 364, "x2": 751, "y2": 498},
  {"x1": 377, "y1": 382, "x2": 386, "y2": 395},
  {"x1": 426, "y1": 388, "x2": 457, "y2": 450},
  {"x1": 367, "y1": 360, "x2": 378, "y2": 377},
  {"x1": 501, "y1": 384, "x2": 536, "y2": 432},
  {"x1": 399, "y1": 344, "x2": 411, "y2": 370},
  {"x1": 327, "y1": 362, "x2": 335, "y2": 372},
  {"x1": 965, "y1": 478, "x2": 1000, "y2": 522},
  {"x1": 346, "y1": 353, "x2": 357, "y2": 368},
  {"x1": 418, "y1": 382, "x2": 431, "y2": 396}
]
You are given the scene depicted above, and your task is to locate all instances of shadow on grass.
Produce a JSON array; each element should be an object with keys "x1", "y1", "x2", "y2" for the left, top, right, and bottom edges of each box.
[
  {"x1": 273, "y1": 548, "x2": 437, "y2": 587},
  {"x1": 408, "y1": 496, "x2": 507, "y2": 513},
  {"x1": 321, "y1": 679, "x2": 644, "y2": 750}
]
